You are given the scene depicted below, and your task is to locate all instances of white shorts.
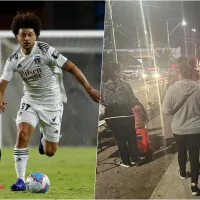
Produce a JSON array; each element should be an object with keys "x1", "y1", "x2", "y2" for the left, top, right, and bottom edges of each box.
[{"x1": 16, "y1": 98, "x2": 63, "y2": 143}]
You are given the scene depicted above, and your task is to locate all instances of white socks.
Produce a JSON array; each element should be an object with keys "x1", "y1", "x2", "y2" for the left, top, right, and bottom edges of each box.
[{"x1": 14, "y1": 148, "x2": 28, "y2": 182}]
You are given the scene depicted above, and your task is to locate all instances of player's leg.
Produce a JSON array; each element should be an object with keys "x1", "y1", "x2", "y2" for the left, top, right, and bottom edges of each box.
[
  {"x1": 11, "y1": 122, "x2": 34, "y2": 191},
  {"x1": 11, "y1": 100, "x2": 38, "y2": 191},
  {"x1": 39, "y1": 132, "x2": 45, "y2": 155},
  {"x1": 39, "y1": 103, "x2": 63, "y2": 157},
  {"x1": 43, "y1": 139, "x2": 58, "y2": 157},
  {"x1": 40, "y1": 120, "x2": 62, "y2": 157},
  {"x1": 39, "y1": 126, "x2": 60, "y2": 157},
  {"x1": 39, "y1": 130, "x2": 62, "y2": 156}
]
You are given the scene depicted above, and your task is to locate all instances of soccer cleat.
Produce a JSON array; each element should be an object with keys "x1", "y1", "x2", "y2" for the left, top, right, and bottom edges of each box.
[
  {"x1": 10, "y1": 178, "x2": 26, "y2": 191},
  {"x1": 38, "y1": 133, "x2": 45, "y2": 155}
]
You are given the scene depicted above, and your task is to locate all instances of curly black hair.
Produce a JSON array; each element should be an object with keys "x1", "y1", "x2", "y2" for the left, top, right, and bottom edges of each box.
[{"x1": 11, "y1": 12, "x2": 42, "y2": 38}]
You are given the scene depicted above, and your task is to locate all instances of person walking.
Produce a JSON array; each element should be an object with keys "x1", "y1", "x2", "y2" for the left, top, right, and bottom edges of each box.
[{"x1": 162, "y1": 61, "x2": 200, "y2": 196}]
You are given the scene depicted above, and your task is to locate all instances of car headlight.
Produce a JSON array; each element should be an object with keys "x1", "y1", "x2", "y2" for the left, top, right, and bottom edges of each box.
[
  {"x1": 153, "y1": 73, "x2": 160, "y2": 78},
  {"x1": 142, "y1": 74, "x2": 148, "y2": 78}
]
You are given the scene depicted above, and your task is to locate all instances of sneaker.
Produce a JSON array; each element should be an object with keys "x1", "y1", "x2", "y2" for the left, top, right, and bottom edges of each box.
[
  {"x1": 119, "y1": 161, "x2": 131, "y2": 168},
  {"x1": 130, "y1": 161, "x2": 137, "y2": 165},
  {"x1": 38, "y1": 133, "x2": 44, "y2": 155},
  {"x1": 172, "y1": 141, "x2": 176, "y2": 145},
  {"x1": 139, "y1": 156, "x2": 146, "y2": 160},
  {"x1": 136, "y1": 158, "x2": 146, "y2": 166},
  {"x1": 179, "y1": 171, "x2": 191, "y2": 179},
  {"x1": 191, "y1": 185, "x2": 200, "y2": 196},
  {"x1": 10, "y1": 178, "x2": 26, "y2": 191},
  {"x1": 131, "y1": 158, "x2": 145, "y2": 166}
]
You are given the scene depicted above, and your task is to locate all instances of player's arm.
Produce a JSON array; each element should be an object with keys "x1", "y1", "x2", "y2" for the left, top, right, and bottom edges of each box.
[
  {"x1": 0, "y1": 58, "x2": 15, "y2": 113},
  {"x1": 0, "y1": 79, "x2": 9, "y2": 113},
  {"x1": 62, "y1": 60, "x2": 100, "y2": 103}
]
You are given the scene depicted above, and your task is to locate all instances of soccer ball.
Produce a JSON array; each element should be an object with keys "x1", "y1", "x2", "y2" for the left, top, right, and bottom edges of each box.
[{"x1": 26, "y1": 172, "x2": 50, "y2": 193}]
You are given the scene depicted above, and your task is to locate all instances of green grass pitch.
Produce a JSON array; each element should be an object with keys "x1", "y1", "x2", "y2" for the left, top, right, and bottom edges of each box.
[{"x1": 0, "y1": 147, "x2": 97, "y2": 199}]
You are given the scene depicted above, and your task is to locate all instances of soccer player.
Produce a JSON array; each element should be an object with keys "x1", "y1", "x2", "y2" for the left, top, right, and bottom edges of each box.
[{"x1": 0, "y1": 12, "x2": 100, "y2": 191}]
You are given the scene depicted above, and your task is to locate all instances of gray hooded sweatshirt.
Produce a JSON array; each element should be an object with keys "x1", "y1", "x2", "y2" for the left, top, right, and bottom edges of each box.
[{"x1": 162, "y1": 79, "x2": 200, "y2": 135}]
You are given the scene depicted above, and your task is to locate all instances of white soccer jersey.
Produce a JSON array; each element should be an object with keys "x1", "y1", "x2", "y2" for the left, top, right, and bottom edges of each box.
[{"x1": 1, "y1": 41, "x2": 68, "y2": 104}]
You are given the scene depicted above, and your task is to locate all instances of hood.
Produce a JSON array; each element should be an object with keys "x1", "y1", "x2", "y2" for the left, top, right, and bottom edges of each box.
[{"x1": 175, "y1": 79, "x2": 198, "y2": 95}]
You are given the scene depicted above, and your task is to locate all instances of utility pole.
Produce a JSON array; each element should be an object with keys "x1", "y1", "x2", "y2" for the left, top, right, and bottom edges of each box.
[
  {"x1": 160, "y1": 18, "x2": 171, "y2": 49},
  {"x1": 166, "y1": 20, "x2": 170, "y2": 49},
  {"x1": 107, "y1": 0, "x2": 118, "y2": 63},
  {"x1": 160, "y1": 18, "x2": 187, "y2": 49}
]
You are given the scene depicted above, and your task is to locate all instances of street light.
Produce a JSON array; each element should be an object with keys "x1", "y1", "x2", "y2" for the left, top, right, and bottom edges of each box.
[
  {"x1": 181, "y1": 28, "x2": 197, "y2": 56},
  {"x1": 181, "y1": 20, "x2": 187, "y2": 26},
  {"x1": 192, "y1": 28, "x2": 196, "y2": 32},
  {"x1": 169, "y1": 20, "x2": 187, "y2": 36},
  {"x1": 166, "y1": 19, "x2": 187, "y2": 48},
  {"x1": 191, "y1": 28, "x2": 197, "y2": 56}
]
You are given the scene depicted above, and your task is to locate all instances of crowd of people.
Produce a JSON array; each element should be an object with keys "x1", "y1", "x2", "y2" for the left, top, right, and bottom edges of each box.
[{"x1": 101, "y1": 56, "x2": 200, "y2": 196}]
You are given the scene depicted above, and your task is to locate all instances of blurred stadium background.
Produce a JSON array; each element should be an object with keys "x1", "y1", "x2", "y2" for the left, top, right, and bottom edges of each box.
[{"x1": 0, "y1": 1, "x2": 105, "y2": 147}]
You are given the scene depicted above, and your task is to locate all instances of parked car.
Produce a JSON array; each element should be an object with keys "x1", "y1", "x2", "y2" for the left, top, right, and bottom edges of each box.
[
  {"x1": 123, "y1": 65, "x2": 143, "y2": 80},
  {"x1": 140, "y1": 68, "x2": 161, "y2": 80}
]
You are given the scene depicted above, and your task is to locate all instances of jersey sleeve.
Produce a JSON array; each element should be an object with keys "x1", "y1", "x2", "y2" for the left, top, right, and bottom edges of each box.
[
  {"x1": 0, "y1": 59, "x2": 15, "y2": 81},
  {"x1": 47, "y1": 46, "x2": 68, "y2": 69}
]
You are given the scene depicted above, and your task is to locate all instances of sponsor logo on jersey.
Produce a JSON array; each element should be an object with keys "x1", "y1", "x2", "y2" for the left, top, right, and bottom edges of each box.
[
  {"x1": 52, "y1": 50, "x2": 60, "y2": 59},
  {"x1": 54, "y1": 130, "x2": 58, "y2": 134},
  {"x1": 20, "y1": 68, "x2": 42, "y2": 81},
  {"x1": 34, "y1": 56, "x2": 41, "y2": 64}
]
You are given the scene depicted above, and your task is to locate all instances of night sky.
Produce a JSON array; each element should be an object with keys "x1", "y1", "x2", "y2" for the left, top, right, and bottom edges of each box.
[{"x1": 105, "y1": 1, "x2": 200, "y2": 56}]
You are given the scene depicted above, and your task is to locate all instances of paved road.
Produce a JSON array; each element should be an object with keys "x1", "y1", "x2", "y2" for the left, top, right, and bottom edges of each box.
[
  {"x1": 95, "y1": 113, "x2": 177, "y2": 199},
  {"x1": 126, "y1": 78, "x2": 167, "y2": 93}
]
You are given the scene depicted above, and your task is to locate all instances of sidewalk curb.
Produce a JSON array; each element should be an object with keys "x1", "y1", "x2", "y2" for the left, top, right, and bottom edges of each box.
[
  {"x1": 150, "y1": 152, "x2": 199, "y2": 199},
  {"x1": 150, "y1": 153, "x2": 178, "y2": 199}
]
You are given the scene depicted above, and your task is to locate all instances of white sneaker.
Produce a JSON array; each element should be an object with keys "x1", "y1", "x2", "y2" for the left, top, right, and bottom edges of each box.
[
  {"x1": 179, "y1": 171, "x2": 191, "y2": 179},
  {"x1": 131, "y1": 161, "x2": 137, "y2": 165},
  {"x1": 119, "y1": 161, "x2": 131, "y2": 168},
  {"x1": 191, "y1": 184, "x2": 200, "y2": 196}
]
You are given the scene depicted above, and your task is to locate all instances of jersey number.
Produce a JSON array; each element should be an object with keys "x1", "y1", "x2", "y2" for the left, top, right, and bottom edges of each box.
[{"x1": 21, "y1": 103, "x2": 31, "y2": 111}]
